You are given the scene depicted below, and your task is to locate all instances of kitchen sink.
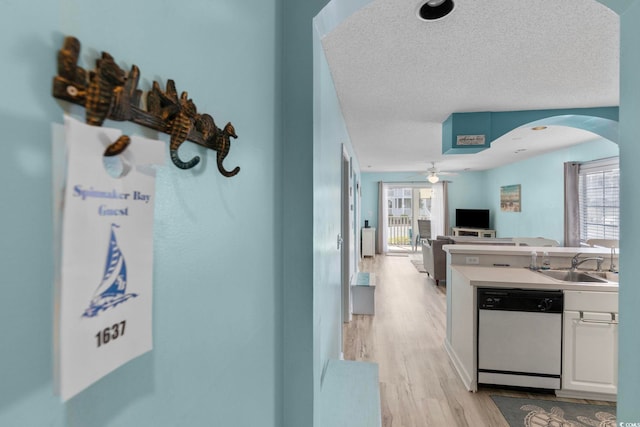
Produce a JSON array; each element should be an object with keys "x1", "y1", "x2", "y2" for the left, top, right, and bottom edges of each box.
[
  {"x1": 536, "y1": 269, "x2": 609, "y2": 283},
  {"x1": 586, "y1": 271, "x2": 620, "y2": 282}
]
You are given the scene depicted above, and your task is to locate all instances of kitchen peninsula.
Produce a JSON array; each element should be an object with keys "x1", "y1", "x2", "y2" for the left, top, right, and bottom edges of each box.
[{"x1": 443, "y1": 245, "x2": 619, "y2": 402}]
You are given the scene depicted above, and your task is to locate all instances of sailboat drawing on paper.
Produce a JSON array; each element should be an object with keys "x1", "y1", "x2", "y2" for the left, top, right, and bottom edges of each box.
[{"x1": 83, "y1": 224, "x2": 137, "y2": 318}]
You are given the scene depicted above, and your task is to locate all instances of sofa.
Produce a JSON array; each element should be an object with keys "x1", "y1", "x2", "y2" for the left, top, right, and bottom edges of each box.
[{"x1": 422, "y1": 236, "x2": 453, "y2": 286}]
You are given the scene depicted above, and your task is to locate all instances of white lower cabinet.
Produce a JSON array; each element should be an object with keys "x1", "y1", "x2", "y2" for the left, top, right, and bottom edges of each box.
[
  {"x1": 561, "y1": 291, "x2": 618, "y2": 400},
  {"x1": 362, "y1": 228, "x2": 375, "y2": 257}
]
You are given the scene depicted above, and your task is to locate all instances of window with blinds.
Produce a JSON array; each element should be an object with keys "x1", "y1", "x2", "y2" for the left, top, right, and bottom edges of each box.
[{"x1": 578, "y1": 157, "x2": 619, "y2": 242}]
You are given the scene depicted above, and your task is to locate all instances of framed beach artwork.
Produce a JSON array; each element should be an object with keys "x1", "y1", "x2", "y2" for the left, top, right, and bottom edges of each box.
[{"x1": 500, "y1": 184, "x2": 521, "y2": 212}]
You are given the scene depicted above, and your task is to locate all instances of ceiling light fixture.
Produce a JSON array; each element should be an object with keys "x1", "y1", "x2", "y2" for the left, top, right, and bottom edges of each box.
[
  {"x1": 531, "y1": 126, "x2": 548, "y2": 131},
  {"x1": 417, "y1": 0, "x2": 455, "y2": 21},
  {"x1": 427, "y1": 173, "x2": 440, "y2": 184}
]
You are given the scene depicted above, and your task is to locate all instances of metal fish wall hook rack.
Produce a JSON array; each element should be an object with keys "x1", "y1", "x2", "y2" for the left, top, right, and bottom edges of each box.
[{"x1": 52, "y1": 36, "x2": 240, "y2": 177}]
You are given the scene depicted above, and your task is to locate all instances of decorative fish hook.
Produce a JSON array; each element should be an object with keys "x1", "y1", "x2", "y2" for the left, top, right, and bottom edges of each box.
[
  {"x1": 215, "y1": 122, "x2": 240, "y2": 177},
  {"x1": 195, "y1": 114, "x2": 240, "y2": 177},
  {"x1": 194, "y1": 115, "x2": 240, "y2": 176},
  {"x1": 169, "y1": 110, "x2": 199, "y2": 169}
]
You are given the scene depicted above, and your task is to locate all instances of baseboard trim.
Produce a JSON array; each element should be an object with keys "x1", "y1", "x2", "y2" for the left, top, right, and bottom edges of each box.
[
  {"x1": 444, "y1": 339, "x2": 477, "y2": 392},
  {"x1": 555, "y1": 389, "x2": 617, "y2": 402}
]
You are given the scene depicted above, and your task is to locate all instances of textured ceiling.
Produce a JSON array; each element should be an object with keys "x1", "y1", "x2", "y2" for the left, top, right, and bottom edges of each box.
[{"x1": 321, "y1": 0, "x2": 619, "y2": 174}]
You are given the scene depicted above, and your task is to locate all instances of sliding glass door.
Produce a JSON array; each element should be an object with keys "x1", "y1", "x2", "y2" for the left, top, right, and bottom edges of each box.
[{"x1": 385, "y1": 185, "x2": 432, "y2": 253}]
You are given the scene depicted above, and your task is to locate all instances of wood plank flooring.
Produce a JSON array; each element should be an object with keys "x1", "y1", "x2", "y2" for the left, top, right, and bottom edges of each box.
[{"x1": 343, "y1": 253, "x2": 614, "y2": 427}]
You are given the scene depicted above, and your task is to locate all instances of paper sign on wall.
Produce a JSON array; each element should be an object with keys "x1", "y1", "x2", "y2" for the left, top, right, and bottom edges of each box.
[{"x1": 54, "y1": 115, "x2": 164, "y2": 401}]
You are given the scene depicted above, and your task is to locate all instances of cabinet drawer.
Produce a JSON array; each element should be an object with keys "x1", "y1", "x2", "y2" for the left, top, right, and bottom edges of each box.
[{"x1": 564, "y1": 290, "x2": 618, "y2": 312}]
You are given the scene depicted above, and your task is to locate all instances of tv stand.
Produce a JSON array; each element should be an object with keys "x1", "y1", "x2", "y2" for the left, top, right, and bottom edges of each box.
[{"x1": 452, "y1": 227, "x2": 496, "y2": 238}]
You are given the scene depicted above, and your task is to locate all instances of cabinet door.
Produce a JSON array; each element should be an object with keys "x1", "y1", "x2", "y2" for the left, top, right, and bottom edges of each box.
[{"x1": 563, "y1": 310, "x2": 618, "y2": 395}]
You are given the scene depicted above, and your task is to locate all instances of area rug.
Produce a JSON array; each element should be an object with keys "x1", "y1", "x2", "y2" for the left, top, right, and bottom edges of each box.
[
  {"x1": 491, "y1": 395, "x2": 616, "y2": 427},
  {"x1": 410, "y1": 259, "x2": 426, "y2": 273}
]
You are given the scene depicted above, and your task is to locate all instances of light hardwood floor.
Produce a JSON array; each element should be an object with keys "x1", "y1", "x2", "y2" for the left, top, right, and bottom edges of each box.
[{"x1": 343, "y1": 253, "x2": 614, "y2": 427}]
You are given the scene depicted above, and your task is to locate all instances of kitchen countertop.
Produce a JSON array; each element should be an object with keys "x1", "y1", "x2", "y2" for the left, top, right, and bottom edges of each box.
[
  {"x1": 445, "y1": 244, "x2": 615, "y2": 257},
  {"x1": 451, "y1": 265, "x2": 619, "y2": 292}
]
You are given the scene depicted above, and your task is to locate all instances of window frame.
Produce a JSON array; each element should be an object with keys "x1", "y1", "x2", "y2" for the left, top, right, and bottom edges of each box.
[{"x1": 578, "y1": 157, "x2": 619, "y2": 244}]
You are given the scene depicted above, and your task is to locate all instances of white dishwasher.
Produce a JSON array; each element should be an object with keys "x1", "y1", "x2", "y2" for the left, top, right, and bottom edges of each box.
[{"x1": 477, "y1": 288, "x2": 563, "y2": 390}]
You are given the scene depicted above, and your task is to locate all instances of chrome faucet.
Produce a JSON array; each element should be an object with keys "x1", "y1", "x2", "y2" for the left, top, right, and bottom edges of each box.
[{"x1": 570, "y1": 253, "x2": 604, "y2": 271}]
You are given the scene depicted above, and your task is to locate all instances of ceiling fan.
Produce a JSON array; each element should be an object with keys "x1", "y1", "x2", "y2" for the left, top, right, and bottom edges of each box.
[{"x1": 420, "y1": 162, "x2": 457, "y2": 183}]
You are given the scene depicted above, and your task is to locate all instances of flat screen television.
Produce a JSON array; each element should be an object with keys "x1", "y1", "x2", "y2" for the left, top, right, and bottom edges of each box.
[{"x1": 455, "y1": 209, "x2": 490, "y2": 229}]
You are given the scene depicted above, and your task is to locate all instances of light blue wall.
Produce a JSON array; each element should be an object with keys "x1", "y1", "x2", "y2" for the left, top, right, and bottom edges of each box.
[
  {"x1": 0, "y1": 1, "x2": 288, "y2": 426},
  {"x1": 313, "y1": 29, "x2": 343, "y2": 402},
  {"x1": 0, "y1": 1, "x2": 60, "y2": 424},
  {"x1": 313, "y1": 16, "x2": 361, "y2": 423},
  {"x1": 445, "y1": 171, "x2": 490, "y2": 231},
  {"x1": 615, "y1": 0, "x2": 640, "y2": 422},
  {"x1": 281, "y1": 1, "x2": 329, "y2": 426},
  {"x1": 443, "y1": 108, "x2": 618, "y2": 155},
  {"x1": 360, "y1": 171, "x2": 488, "y2": 234},
  {"x1": 361, "y1": 139, "x2": 618, "y2": 243},
  {"x1": 486, "y1": 139, "x2": 619, "y2": 242}
]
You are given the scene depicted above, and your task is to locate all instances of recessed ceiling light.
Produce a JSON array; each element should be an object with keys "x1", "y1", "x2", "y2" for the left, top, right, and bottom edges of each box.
[
  {"x1": 531, "y1": 126, "x2": 548, "y2": 131},
  {"x1": 417, "y1": 0, "x2": 455, "y2": 21}
]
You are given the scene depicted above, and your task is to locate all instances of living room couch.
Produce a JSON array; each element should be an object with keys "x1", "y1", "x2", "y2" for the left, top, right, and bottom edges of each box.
[
  {"x1": 422, "y1": 236, "x2": 453, "y2": 285},
  {"x1": 422, "y1": 236, "x2": 453, "y2": 286}
]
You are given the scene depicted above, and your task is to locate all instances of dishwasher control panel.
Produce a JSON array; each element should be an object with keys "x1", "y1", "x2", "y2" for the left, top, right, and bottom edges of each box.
[{"x1": 478, "y1": 288, "x2": 563, "y2": 313}]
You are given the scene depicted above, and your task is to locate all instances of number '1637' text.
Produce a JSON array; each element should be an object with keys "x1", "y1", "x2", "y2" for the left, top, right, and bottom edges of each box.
[{"x1": 96, "y1": 320, "x2": 126, "y2": 348}]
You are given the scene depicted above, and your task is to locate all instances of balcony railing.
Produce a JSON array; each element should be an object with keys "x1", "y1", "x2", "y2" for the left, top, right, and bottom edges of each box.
[
  {"x1": 388, "y1": 216, "x2": 411, "y2": 245},
  {"x1": 387, "y1": 216, "x2": 429, "y2": 246}
]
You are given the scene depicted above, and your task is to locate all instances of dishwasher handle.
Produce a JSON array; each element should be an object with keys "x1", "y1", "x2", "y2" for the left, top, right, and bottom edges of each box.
[{"x1": 579, "y1": 311, "x2": 618, "y2": 325}]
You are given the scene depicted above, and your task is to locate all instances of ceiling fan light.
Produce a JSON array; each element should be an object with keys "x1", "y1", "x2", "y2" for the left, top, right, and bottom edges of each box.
[{"x1": 428, "y1": 174, "x2": 440, "y2": 183}]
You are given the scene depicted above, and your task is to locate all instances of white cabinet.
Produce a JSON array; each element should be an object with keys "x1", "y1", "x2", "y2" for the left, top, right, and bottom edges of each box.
[
  {"x1": 452, "y1": 227, "x2": 496, "y2": 238},
  {"x1": 559, "y1": 291, "x2": 618, "y2": 400},
  {"x1": 362, "y1": 228, "x2": 375, "y2": 257}
]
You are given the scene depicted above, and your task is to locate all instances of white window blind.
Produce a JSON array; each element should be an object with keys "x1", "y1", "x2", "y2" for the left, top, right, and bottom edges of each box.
[{"x1": 578, "y1": 157, "x2": 619, "y2": 242}]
